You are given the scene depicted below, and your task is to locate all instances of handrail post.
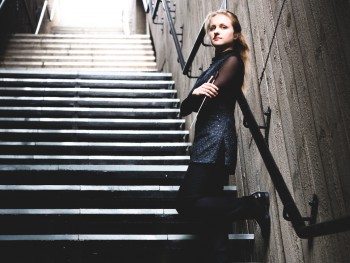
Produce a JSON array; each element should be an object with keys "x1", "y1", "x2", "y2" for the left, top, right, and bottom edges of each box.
[{"x1": 35, "y1": 0, "x2": 48, "y2": 35}]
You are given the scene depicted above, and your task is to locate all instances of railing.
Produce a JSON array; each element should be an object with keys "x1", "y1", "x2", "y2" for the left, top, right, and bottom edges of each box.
[
  {"x1": 236, "y1": 90, "x2": 350, "y2": 238},
  {"x1": 35, "y1": 0, "x2": 48, "y2": 34},
  {"x1": 144, "y1": 0, "x2": 350, "y2": 239},
  {"x1": 35, "y1": 0, "x2": 56, "y2": 34},
  {"x1": 0, "y1": 0, "x2": 8, "y2": 11}
]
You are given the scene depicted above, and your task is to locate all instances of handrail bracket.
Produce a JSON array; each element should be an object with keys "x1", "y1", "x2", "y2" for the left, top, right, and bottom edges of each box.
[
  {"x1": 283, "y1": 194, "x2": 319, "y2": 225},
  {"x1": 244, "y1": 107, "x2": 271, "y2": 146}
]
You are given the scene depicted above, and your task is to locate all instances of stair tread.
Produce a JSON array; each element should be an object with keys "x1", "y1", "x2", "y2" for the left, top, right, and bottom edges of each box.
[
  {"x1": 0, "y1": 78, "x2": 174, "y2": 87},
  {"x1": 9, "y1": 39, "x2": 153, "y2": 44},
  {"x1": 12, "y1": 33, "x2": 152, "y2": 39},
  {"x1": 0, "y1": 234, "x2": 254, "y2": 241},
  {"x1": 0, "y1": 96, "x2": 179, "y2": 102},
  {"x1": 0, "y1": 129, "x2": 186, "y2": 134},
  {"x1": 0, "y1": 117, "x2": 184, "y2": 123},
  {"x1": 0, "y1": 185, "x2": 235, "y2": 191},
  {"x1": 1, "y1": 61, "x2": 158, "y2": 67},
  {"x1": 2, "y1": 55, "x2": 156, "y2": 61},
  {"x1": 4, "y1": 49, "x2": 155, "y2": 54},
  {"x1": 0, "y1": 87, "x2": 175, "y2": 94},
  {"x1": 0, "y1": 155, "x2": 189, "y2": 160},
  {"x1": 4, "y1": 44, "x2": 154, "y2": 50},
  {"x1": 0, "y1": 208, "x2": 177, "y2": 214},
  {"x1": 0, "y1": 68, "x2": 172, "y2": 79},
  {"x1": 0, "y1": 164, "x2": 188, "y2": 171}
]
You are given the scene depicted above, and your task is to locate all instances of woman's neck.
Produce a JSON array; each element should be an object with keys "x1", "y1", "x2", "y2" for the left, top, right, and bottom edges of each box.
[{"x1": 215, "y1": 47, "x2": 234, "y2": 57}]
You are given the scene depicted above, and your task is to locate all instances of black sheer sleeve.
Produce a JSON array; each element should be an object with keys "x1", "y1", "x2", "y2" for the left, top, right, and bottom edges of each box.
[
  {"x1": 180, "y1": 89, "x2": 203, "y2": 117},
  {"x1": 213, "y1": 56, "x2": 243, "y2": 91}
]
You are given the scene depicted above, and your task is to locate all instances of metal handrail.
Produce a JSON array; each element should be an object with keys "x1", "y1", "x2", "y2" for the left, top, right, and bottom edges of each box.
[
  {"x1": 182, "y1": 25, "x2": 206, "y2": 76},
  {"x1": 236, "y1": 89, "x2": 350, "y2": 238},
  {"x1": 162, "y1": 0, "x2": 185, "y2": 69},
  {"x1": 35, "y1": 0, "x2": 48, "y2": 34},
  {"x1": 0, "y1": 0, "x2": 8, "y2": 11},
  {"x1": 145, "y1": 0, "x2": 350, "y2": 239}
]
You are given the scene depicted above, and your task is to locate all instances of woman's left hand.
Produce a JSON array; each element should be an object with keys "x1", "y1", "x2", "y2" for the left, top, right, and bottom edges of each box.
[{"x1": 192, "y1": 76, "x2": 219, "y2": 98}]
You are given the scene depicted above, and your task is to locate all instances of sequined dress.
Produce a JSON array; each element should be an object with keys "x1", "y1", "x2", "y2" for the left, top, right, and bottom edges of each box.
[{"x1": 180, "y1": 50, "x2": 244, "y2": 172}]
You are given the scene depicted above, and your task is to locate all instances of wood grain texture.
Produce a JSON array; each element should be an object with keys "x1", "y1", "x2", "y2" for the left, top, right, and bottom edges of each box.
[{"x1": 146, "y1": 0, "x2": 350, "y2": 262}]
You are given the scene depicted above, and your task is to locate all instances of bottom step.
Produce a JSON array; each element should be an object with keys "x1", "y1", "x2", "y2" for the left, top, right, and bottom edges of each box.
[
  {"x1": 0, "y1": 235, "x2": 255, "y2": 263},
  {"x1": 0, "y1": 234, "x2": 253, "y2": 241}
]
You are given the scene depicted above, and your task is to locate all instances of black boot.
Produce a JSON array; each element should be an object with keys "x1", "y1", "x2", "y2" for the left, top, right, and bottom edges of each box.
[{"x1": 251, "y1": 192, "x2": 270, "y2": 239}]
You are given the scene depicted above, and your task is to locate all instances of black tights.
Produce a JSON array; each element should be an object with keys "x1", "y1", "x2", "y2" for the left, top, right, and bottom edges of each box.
[{"x1": 176, "y1": 163, "x2": 255, "y2": 263}]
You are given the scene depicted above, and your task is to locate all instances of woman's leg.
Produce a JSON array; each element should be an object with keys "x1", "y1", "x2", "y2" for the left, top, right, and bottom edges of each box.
[
  {"x1": 176, "y1": 163, "x2": 250, "y2": 263},
  {"x1": 176, "y1": 163, "x2": 254, "y2": 220}
]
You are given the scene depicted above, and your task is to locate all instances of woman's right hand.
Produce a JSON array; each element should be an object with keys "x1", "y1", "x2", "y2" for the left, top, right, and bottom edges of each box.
[{"x1": 192, "y1": 76, "x2": 219, "y2": 98}]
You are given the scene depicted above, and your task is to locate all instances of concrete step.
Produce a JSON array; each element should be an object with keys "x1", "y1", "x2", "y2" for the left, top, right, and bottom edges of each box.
[
  {"x1": 0, "y1": 141, "x2": 191, "y2": 156},
  {"x1": 0, "y1": 155, "x2": 190, "y2": 165},
  {"x1": 1, "y1": 55, "x2": 156, "y2": 62},
  {"x1": 0, "y1": 107, "x2": 180, "y2": 118},
  {"x1": 0, "y1": 61, "x2": 157, "y2": 70},
  {"x1": 11, "y1": 33, "x2": 153, "y2": 39},
  {"x1": 0, "y1": 117, "x2": 185, "y2": 129},
  {"x1": 0, "y1": 78, "x2": 174, "y2": 88},
  {"x1": 0, "y1": 209, "x2": 242, "y2": 235},
  {"x1": 8, "y1": 38, "x2": 152, "y2": 45},
  {"x1": 3, "y1": 43, "x2": 153, "y2": 51},
  {"x1": 0, "y1": 68, "x2": 172, "y2": 80},
  {"x1": 0, "y1": 239, "x2": 254, "y2": 263},
  {"x1": 0, "y1": 96, "x2": 180, "y2": 108},
  {"x1": 49, "y1": 26, "x2": 126, "y2": 34},
  {"x1": 0, "y1": 87, "x2": 176, "y2": 98},
  {"x1": 0, "y1": 96, "x2": 179, "y2": 108},
  {"x1": 3, "y1": 49, "x2": 155, "y2": 56},
  {"x1": 0, "y1": 129, "x2": 187, "y2": 142},
  {"x1": 0, "y1": 185, "x2": 236, "y2": 208},
  {"x1": 0, "y1": 165, "x2": 188, "y2": 185},
  {"x1": 0, "y1": 210, "x2": 192, "y2": 235}
]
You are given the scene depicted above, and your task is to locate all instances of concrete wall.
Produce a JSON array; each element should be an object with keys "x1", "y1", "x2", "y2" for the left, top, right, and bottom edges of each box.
[
  {"x1": 145, "y1": 0, "x2": 350, "y2": 262},
  {"x1": 0, "y1": 0, "x2": 54, "y2": 35}
]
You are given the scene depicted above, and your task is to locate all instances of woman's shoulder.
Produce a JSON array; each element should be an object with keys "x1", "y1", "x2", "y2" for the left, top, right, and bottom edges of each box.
[
  {"x1": 220, "y1": 52, "x2": 244, "y2": 72},
  {"x1": 224, "y1": 51, "x2": 243, "y2": 63}
]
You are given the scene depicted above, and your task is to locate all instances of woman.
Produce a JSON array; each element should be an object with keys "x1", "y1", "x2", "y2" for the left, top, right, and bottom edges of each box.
[{"x1": 176, "y1": 10, "x2": 270, "y2": 263}]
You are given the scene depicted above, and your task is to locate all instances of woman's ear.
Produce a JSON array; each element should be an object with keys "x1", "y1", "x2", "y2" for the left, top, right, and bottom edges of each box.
[{"x1": 233, "y1": 32, "x2": 239, "y2": 40}]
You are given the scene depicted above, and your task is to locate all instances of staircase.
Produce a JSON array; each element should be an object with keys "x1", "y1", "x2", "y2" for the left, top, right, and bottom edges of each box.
[{"x1": 0, "y1": 32, "x2": 254, "y2": 262}]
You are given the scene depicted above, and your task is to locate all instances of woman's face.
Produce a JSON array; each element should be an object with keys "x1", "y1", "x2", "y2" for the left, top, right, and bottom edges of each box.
[{"x1": 208, "y1": 14, "x2": 237, "y2": 52}]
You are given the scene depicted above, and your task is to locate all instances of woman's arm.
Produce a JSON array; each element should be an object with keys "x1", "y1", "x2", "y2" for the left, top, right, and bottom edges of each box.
[{"x1": 180, "y1": 55, "x2": 243, "y2": 117}]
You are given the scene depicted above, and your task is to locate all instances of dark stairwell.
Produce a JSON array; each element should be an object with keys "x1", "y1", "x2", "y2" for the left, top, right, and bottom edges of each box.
[{"x1": 0, "y1": 2, "x2": 256, "y2": 262}]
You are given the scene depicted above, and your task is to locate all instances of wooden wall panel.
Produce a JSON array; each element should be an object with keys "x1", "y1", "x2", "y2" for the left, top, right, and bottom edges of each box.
[{"x1": 146, "y1": 0, "x2": 350, "y2": 262}]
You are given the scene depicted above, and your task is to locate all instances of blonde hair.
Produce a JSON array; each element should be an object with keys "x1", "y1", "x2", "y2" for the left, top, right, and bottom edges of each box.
[{"x1": 205, "y1": 9, "x2": 250, "y2": 87}]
